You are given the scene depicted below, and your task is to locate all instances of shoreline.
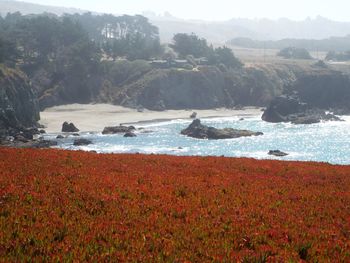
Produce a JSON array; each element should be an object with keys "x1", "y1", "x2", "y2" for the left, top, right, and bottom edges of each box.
[{"x1": 40, "y1": 104, "x2": 263, "y2": 133}]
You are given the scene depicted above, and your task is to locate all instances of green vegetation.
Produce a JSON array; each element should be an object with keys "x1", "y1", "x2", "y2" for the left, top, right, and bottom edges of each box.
[
  {"x1": 171, "y1": 33, "x2": 242, "y2": 68},
  {"x1": 68, "y1": 13, "x2": 163, "y2": 60},
  {"x1": 325, "y1": 50, "x2": 350, "y2": 61},
  {"x1": 277, "y1": 47, "x2": 313, "y2": 60}
]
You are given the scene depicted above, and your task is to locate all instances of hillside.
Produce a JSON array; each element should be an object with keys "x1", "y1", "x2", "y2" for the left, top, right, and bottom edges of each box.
[
  {"x1": 0, "y1": 0, "x2": 85, "y2": 16},
  {"x1": 229, "y1": 35, "x2": 350, "y2": 52},
  {"x1": 2, "y1": 1, "x2": 350, "y2": 44}
]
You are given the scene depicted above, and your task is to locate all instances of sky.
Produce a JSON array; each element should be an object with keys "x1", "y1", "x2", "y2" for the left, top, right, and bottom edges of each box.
[{"x1": 19, "y1": 0, "x2": 350, "y2": 22}]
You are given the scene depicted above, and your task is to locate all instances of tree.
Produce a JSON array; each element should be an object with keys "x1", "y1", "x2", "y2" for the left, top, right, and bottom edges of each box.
[
  {"x1": 325, "y1": 50, "x2": 350, "y2": 61},
  {"x1": 0, "y1": 37, "x2": 18, "y2": 63},
  {"x1": 66, "y1": 13, "x2": 162, "y2": 60},
  {"x1": 277, "y1": 47, "x2": 313, "y2": 60},
  {"x1": 170, "y1": 33, "x2": 210, "y2": 58},
  {"x1": 214, "y1": 46, "x2": 242, "y2": 68}
]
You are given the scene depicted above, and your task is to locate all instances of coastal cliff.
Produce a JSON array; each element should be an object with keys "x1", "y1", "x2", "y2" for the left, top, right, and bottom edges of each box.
[
  {"x1": 0, "y1": 65, "x2": 40, "y2": 137},
  {"x1": 32, "y1": 61, "x2": 350, "y2": 112},
  {"x1": 110, "y1": 63, "x2": 350, "y2": 111}
]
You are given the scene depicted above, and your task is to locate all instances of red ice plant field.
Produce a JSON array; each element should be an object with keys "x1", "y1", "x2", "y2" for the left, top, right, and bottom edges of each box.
[{"x1": 0, "y1": 148, "x2": 349, "y2": 262}]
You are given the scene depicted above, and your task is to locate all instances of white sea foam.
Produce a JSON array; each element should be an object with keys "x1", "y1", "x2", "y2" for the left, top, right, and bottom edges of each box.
[{"x1": 50, "y1": 116, "x2": 350, "y2": 165}]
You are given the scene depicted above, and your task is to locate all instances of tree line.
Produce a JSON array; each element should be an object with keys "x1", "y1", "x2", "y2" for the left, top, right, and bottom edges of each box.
[{"x1": 0, "y1": 12, "x2": 242, "y2": 68}]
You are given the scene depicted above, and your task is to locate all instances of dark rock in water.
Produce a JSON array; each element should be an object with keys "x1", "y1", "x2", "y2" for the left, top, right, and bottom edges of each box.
[
  {"x1": 31, "y1": 140, "x2": 58, "y2": 148},
  {"x1": 262, "y1": 96, "x2": 342, "y2": 124},
  {"x1": 56, "y1": 135, "x2": 64, "y2": 139},
  {"x1": 181, "y1": 119, "x2": 263, "y2": 140},
  {"x1": 268, "y1": 150, "x2": 289, "y2": 157},
  {"x1": 102, "y1": 125, "x2": 136, "y2": 135},
  {"x1": 73, "y1": 138, "x2": 92, "y2": 146},
  {"x1": 39, "y1": 129, "x2": 46, "y2": 134},
  {"x1": 62, "y1": 122, "x2": 79, "y2": 132},
  {"x1": 262, "y1": 96, "x2": 307, "y2": 123},
  {"x1": 331, "y1": 107, "x2": 350, "y2": 116},
  {"x1": 239, "y1": 118, "x2": 245, "y2": 121},
  {"x1": 15, "y1": 134, "x2": 29, "y2": 143},
  {"x1": 72, "y1": 133, "x2": 80, "y2": 137},
  {"x1": 124, "y1": 132, "x2": 137, "y2": 138},
  {"x1": 190, "y1": 112, "x2": 197, "y2": 119},
  {"x1": 1, "y1": 139, "x2": 57, "y2": 148}
]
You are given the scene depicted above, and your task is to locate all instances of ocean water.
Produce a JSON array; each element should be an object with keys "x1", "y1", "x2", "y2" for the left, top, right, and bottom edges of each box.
[{"x1": 46, "y1": 115, "x2": 350, "y2": 165}]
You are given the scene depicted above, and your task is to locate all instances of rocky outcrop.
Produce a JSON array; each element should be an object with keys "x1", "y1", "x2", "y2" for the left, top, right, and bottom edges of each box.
[
  {"x1": 181, "y1": 119, "x2": 263, "y2": 139},
  {"x1": 73, "y1": 138, "x2": 92, "y2": 146},
  {"x1": 62, "y1": 122, "x2": 79, "y2": 132},
  {"x1": 268, "y1": 150, "x2": 289, "y2": 157},
  {"x1": 102, "y1": 125, "x2": 136, "y2": 135},
  {"x1": 287, "y1": 70, "x2": 350, "y2": 110},
  {"x1": 262, "y1": 96, "x2": 306, "y2": 123},
  {"x1": 124, "y1": 132, "x2": 137, "y2": 138},
  {"x1": 0, "y1": 137, "x2": 57, "y2": 148},
  {"x1": 262, "y1": 96, "x2": 342, "y2": 124},
  {"x1": 0, "y1": 65, "x2": 40, "y2": 138}
]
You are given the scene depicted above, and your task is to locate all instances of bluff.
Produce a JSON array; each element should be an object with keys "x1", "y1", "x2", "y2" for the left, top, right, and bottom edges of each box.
[
  {"x1": 34, "y1": 61, "x2": 350, "y2": 113},
  {"x1": 110, "y1": 65, "x2": 293, "y2": 111},
  {"x1": 0, "y1": 65, "x2": 40, "y2": 137}
]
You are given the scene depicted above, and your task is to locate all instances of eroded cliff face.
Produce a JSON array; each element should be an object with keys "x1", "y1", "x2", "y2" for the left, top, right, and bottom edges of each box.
[
  {"x1": 33, "y1": 61, "x2": 350, "y2": 112},
  {"x1": 112, "y1": 65, "x2": 293, "y2": 111},
  {"x1": 287, "y1": 70, "x2": 350, "y2": 109},
  {"x1": 112, "y1": 63, "x2": 350, "y2": 111},
  {"x1": 0, "y1": 66, "x2": 40, "y2": 137}
]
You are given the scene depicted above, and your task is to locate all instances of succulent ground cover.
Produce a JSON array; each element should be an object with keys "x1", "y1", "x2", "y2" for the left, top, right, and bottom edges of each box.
[{"x1": 0, "y1": 148, "x2": 349, "y2": 262}]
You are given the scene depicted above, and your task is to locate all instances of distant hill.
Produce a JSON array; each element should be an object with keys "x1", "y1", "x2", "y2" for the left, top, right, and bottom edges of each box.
[
  {"x1": 0, "y1": 0, "x2": 86, "y2": 16},
  {"x1": 2, "y1": 0, "x2": 350, "y2": 44},
  {"x1": 228, "y1": 35, "x2": 350, "y2": 52},
  {"x1": 144, "y1": 14, "x2": 350, "y2": 43}
]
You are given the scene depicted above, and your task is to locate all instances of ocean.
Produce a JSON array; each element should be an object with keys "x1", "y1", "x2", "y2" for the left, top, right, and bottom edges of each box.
[{"x1": 45, "y1": 115, "x2": 350, "y2": 165}]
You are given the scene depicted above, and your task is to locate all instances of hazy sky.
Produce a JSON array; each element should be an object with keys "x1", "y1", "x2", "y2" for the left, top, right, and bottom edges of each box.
[{"x1": 20, "y1": 0, "x2": 350, "y2": 21}]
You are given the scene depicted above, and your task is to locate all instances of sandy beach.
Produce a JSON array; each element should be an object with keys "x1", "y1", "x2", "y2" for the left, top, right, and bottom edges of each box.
[{"x1": 40, "y1": 104, "x2": 263, "y2": 133}]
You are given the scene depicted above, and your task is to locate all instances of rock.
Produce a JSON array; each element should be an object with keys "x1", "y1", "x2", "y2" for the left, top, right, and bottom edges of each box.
[
  {"x1": 262, "y1": 96, "x2": 307, "y2": 123},
  {"x1": 262, "y1": 96, "x2": 342, "y2": 124},
  {"x1": 0, "y1": 66, "x2": 40, "y2": 139},
  {"x1": 1, "y1": 139, "x2": 57, "y2": 149},
  {"x1": 72, "y1": 133, "x2": 80, "y2": 137},
  {"x1": 73, "y1": 138, "x2": 92, "y2": 146},
  {"x1": 102, "y1": 125, "x2": 136, "y2": 135},
  {"x1": 330, "y1": 107, "x2": 350, "y2": 116},
  {"x1": 239, "y1": 118, "x2": 245, "y2": 121},
  {"x1": 15, "y1": 134, "x2": 29, "y2": 143},
  {"x1": 39, "y1": 129, "x2": 46, "y2": 134},
  {"x1": 268, "y1": 150, "x2": 289, "y2": 157},
  {"x1": 56, "y1": 135, "x2": 64, "y2": 139},
  {"x1": 62, "y1": 122, "x2": 79, "y2": 132},
  {"x1": 190, "y1": 112, "x2": 197, "y2": 119},
  {"x1": 124, "y1": 132, "x2": 137, "y2": 138},
  {"x1": 30, "y1": 140, "x2": 58, "y2": 148},
  {"x1": 181, "y1": 119, "x2": 263, "y2": 140},
  {"x1": 153, "y1": 100, "x2": 166, "y2": 111}
]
